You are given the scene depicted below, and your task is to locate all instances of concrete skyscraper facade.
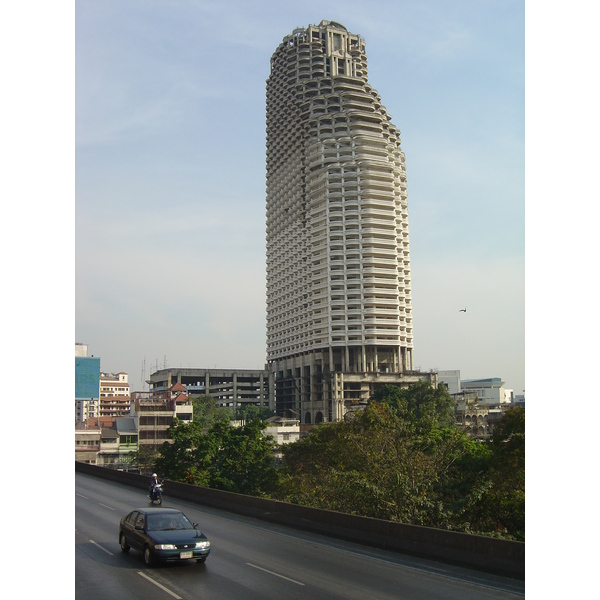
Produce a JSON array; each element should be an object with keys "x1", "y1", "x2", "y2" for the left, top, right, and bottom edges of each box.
[{"x1": 266, "y1": 21, "x2": 434, "y2": 424}]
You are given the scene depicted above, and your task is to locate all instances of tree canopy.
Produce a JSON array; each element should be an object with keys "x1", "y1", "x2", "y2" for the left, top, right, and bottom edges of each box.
[
  {"x1": 151, "y1": 384, "x2": 524, "y2": 540},
  {"x1": 276, "y1": 384, "x2": 525, "y2": 539},
  {"x1": 234, "y1": 404, "x2": 276, "y2": 424},
  {"x1": 155, "y1": 418, "x2": 279, "y2": 496},
  {"x1": 371, "y1": 381, "x2": 456, "y2": 433},
  {"x1": 190, "y1": 394, "x2": 232, "y2": 430},
  {"x1": 277, "y1": 399, "x2": 469, "y2": 525}
]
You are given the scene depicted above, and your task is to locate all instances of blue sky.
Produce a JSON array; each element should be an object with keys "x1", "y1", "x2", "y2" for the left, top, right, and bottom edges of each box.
[{"x1": 74, "y1": 0, "x2": 525, "y2": 393}]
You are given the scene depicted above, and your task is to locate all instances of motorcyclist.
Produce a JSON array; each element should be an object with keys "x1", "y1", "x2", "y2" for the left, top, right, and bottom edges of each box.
[{"x1": 149, "y1": 473, "x2": 160, "y2": 499}]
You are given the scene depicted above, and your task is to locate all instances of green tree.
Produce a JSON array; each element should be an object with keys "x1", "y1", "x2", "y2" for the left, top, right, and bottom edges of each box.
[
  {"x1": 190, "y1": 394, "x2": 232, "y2": 430},
  {"x1": 277, "y1": 384, "x2": 524, "y2": 539},
  {"x1": 485, "y1": 406, "x2": 525, "y2": 539},
  {"x1": 132, "y1": 444, "x2": 160, "y2": 475},
  {"x1": 278, "y1": 401, "x2": 466, "y2": 524},
  {"x1": 154, "y1": 419, "x2": 214, "y2": 485},
  {"x1": 209, "y1": 420, "x2": 279, "y2": 495},
  {"x1": 234, "y1": 404, "x2": 276, "y2": 423},
  {"x1": 435, "y1": 406, "x2": 525, "y2": 539},
  {"x1": 435, "y1": 435, "x2": 495, "y2": 533},
  {"x1": 371, "y1": 381, "x2": 456, "y2": 433},
  {"x1": 155, "y1": 418, "x2": 279, "y2": 496}
]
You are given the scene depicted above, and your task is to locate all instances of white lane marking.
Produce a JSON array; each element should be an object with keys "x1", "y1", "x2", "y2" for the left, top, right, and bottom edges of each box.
[
  {"x1": 228, "y1": 516, "x2": 523, "y2": 596},
  {"x1": 89, "y1": 540, "x2": 113, "y2": 555},
  {"x1": 246, "y1": 563, "x2": 305, "y2": 586},
  {"x1": 76, "y1": 493, "x2": 89, "y2": 499},
  {"x1": 99, "y1": 503, "x2": 115, "y2": 511},
  {"x1": 137, "y1": 571, "x2": 183, "y2": 599}
]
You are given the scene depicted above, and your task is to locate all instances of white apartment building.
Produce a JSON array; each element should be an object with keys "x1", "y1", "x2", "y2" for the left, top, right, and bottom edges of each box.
[
  {"x1": 264, "y1": 416, "x2": 301, "y2": 446},
  {"x1": 266, "y1": 21, "x2": 433, "y2": 424},
  {"x1": 460, "y1": 378, "x2": 512, "y2": 404},
  {"x1": 100, "y1": 371, "x2": 132, "y2": 418},
  {"x1": 75, "y1": 397, "x2": 99, "y2": 422}
]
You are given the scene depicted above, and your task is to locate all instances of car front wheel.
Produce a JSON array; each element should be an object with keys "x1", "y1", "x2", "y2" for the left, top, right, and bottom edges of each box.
[
  {"x1": 144, "y1": 545, "x2": 154, "y2": 566},
  {"x1": 119, "y1": 533, "x2": 130, "y2": 553},
  {"x1": 196, "y1": 557, "x2": 206, "y2": 563}
]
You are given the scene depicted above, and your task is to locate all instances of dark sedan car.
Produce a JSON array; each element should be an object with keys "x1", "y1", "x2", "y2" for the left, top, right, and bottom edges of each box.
[{"x1": 119, "y1": 507, "x2": 210, "y2": 566}]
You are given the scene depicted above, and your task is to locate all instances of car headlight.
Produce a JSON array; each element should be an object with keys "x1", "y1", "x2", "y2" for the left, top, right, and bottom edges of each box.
[
  {"x1": 195, "y1": 541, "x2": 210, "y2": 549},
  {"x1": 155, "y1": 544, "x2": 177, "y2": 550}
]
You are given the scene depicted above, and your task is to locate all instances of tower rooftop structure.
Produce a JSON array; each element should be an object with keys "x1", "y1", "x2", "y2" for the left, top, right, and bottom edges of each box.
[{"x1": 265, "y1": 21, "x2": 433, "y2": 423}]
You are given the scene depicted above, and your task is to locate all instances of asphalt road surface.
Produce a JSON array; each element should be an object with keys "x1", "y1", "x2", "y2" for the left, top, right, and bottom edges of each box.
[{"x1": 75, "y1": 472, "x2": 525, "y2": 599}]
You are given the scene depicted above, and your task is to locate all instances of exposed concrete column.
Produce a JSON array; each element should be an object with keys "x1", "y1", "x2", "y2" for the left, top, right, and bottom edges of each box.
[
  {"x1": 332, "y1": 372, "x2": 343, "y2": 421},
  {"x1": 328, "y1": 372, "x2": 335, "y2": 422},
  {"x1": 268, "y1": 370, "x2": 275, "y2": 412},
  {"x1": 205, "y1": 372, "x2": 210, "y2": 396},
  {"x1": 339, "y1": 371, "x2": 344, "y2": 420},
  {"x1": 259, "y1": 372, "x2": 264, "y2": 406},
  {"x1": 406, "y1": 348, "x2": 413, "y2": 371},
  {"x1": 309, "y1": 352, "x2": 316, "y2": 424},
  {"x1": 293, "y1": 358, "x2": 299, "y2": 417},
  {"x1": 233, "y1": 372, "x2": 237, "y2": 411}
]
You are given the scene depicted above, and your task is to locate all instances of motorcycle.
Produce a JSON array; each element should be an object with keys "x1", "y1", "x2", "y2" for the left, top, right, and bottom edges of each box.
[{"x1": 148, "y1": 481, "x2": 163, "y2": 505}]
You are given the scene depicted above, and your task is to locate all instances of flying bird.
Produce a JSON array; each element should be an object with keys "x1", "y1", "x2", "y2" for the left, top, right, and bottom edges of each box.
[{"x1": 459, "y1": 307, "x2": 466, "y2": 313}]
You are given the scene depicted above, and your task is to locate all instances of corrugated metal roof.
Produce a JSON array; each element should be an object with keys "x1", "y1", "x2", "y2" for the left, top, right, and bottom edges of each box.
[{"x1": 115, "y1": 417, "x2": 138, "y2": 433}]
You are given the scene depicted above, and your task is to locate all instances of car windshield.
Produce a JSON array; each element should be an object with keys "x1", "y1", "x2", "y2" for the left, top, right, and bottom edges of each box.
[{"x1": 147, "y1": 513, "x2": 193, "y2": 531}]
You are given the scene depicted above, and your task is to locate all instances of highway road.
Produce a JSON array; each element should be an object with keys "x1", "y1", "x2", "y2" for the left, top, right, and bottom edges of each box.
[{"x1": 75, "y1": 472, "x2": 525, "y2": 599}]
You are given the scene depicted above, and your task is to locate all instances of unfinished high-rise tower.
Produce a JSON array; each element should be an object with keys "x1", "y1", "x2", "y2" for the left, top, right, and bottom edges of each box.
[{"x1": 266, "y1": 21, "x2": 434, "y2": 423}]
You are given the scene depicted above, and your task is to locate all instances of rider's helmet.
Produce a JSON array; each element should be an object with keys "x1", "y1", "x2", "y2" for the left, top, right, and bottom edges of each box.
[{"x1": 152, "y1": 473, "x2": 157, "y2": 478}]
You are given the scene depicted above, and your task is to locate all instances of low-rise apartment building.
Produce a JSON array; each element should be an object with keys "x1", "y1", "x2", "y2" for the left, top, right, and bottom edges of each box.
[
  {"x1": 453, "y1": 392, "x2": 506, "y2": 438},
  {"x1": 132, "y1": 383, "x2": 193, "y2": 451},
  {"x1": 75, "y1": 422, "x2": 101, "y2": 463},
  {"x1": 265, "y1": 416, "x2": 301, "y2": 446},
  {"x1": 100, "y1": 371, "x2": 132, "y2": 418},
  {"x1": 76, "y1": 416, "x2": 139, "y2": 468}
]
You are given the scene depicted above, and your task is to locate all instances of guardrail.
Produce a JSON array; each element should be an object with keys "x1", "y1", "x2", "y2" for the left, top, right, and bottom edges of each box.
[{"x1": 75, "y1": 461, "x2": 524, "y2": 580}]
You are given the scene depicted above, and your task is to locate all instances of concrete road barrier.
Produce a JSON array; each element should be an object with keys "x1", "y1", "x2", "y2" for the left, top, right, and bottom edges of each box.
[{"x1": 75, "y1": 461, "x2": 524, "y2": 579}]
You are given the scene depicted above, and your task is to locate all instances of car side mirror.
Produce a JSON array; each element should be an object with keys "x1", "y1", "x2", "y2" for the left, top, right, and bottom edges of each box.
[{"x1": 193, "y1": 523, "x2": 198, "y2": 528}]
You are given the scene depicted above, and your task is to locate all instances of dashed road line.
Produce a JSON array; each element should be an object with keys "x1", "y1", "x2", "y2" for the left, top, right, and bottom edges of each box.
[
  {"x1": 246, "y1": 562, "x2": 305, "y2": 586},
  {"x1": 89, "y1": 540, "x2": 113, "y2": 555},
  {"x1": 137, "y1": 571, "x2": 182, "y2": 599}
]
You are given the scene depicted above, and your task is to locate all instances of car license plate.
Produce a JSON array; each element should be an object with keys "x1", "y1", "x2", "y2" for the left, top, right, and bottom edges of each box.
[{"x1": 180, "y1": 551, "x2": 193, "y2": 559}]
